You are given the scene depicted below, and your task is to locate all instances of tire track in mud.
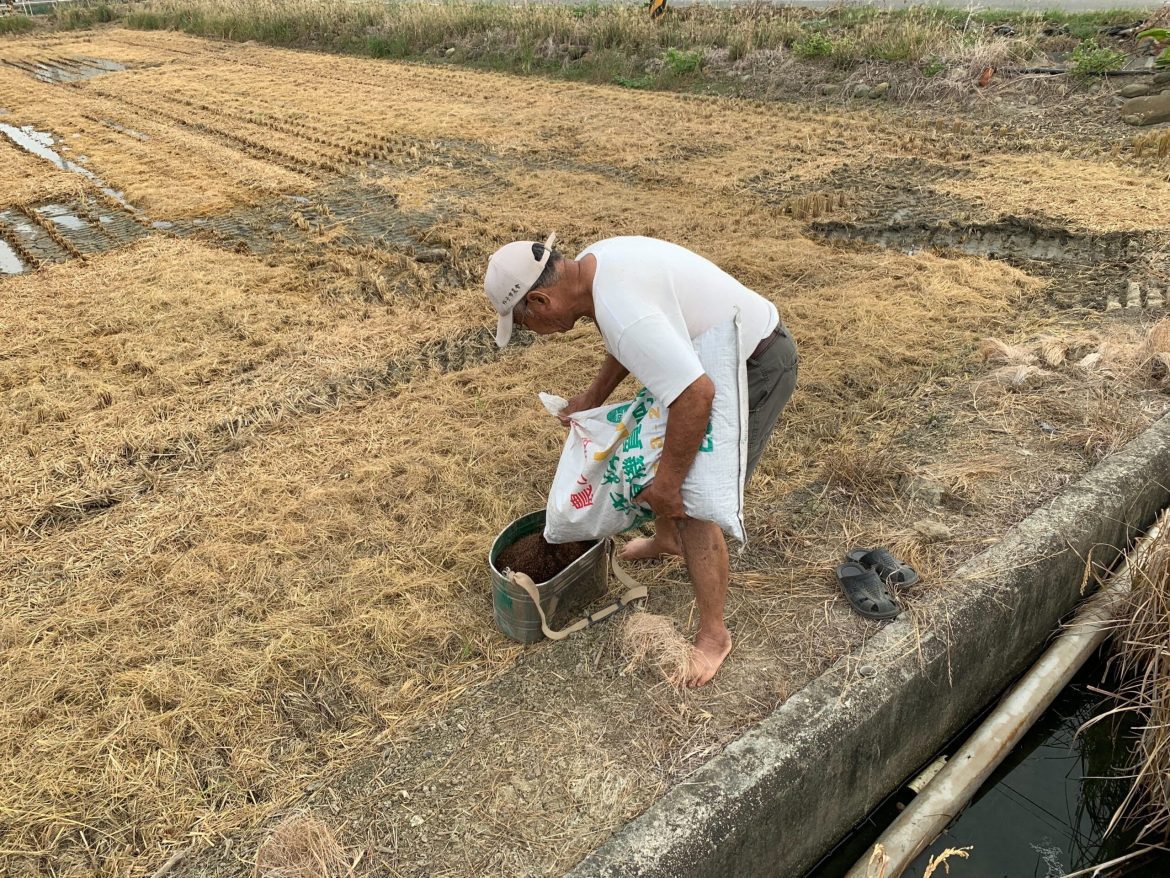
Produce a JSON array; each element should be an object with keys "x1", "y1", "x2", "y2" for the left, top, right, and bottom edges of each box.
[
  {"x1": 809, "y1": 215, "x2": 1158, "y2": 312},
  {"x1": 0, "y1": 198, "x2": 150, "y2": 272},
  {"x1": 12, "y1": 327, "x2": 527, "y2": 539},
  {"x1": 749, "y1": 155, "x2": 1163, "y2": 312}
]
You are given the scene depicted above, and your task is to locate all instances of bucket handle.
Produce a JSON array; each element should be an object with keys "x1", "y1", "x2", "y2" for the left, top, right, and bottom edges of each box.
[{"x1": 506, "y1": 543, "x2": 647, "y2": 642}]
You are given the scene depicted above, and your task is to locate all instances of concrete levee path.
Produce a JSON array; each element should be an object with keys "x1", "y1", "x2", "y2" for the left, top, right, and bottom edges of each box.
[{"x1": 568, "y1": 411, "x2": 1170, "y2": 878}]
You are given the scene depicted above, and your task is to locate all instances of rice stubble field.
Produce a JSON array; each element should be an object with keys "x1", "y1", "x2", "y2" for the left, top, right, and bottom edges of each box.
[{"x1": 1, "y1": 25, "x2": 1169, "y2": 878}]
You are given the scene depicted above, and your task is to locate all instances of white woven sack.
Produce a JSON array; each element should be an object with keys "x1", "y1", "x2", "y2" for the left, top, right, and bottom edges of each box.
[{"x1": 543, "y1": 314, "x2": 748, "y2": 544}]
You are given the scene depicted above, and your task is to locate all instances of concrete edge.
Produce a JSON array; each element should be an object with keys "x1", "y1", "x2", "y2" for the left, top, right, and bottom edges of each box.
[{"x1": 566, "y1": 411, "x2": 1170, "y2": 878}]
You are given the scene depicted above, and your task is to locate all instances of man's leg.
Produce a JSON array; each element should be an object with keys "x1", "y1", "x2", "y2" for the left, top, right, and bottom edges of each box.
[
  {"x1": 744, "y1": 329, "x2": 798, "y2": 486},
  {"x1": 678, "y1": 518, "x2": 732, "y2": 687},
  {"x1": 619, "y1": 515, "x2": 682, "y2": 561}
]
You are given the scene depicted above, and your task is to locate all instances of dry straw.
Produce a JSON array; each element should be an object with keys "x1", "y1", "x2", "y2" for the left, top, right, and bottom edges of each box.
[
  {"x1": 861, "y1": 842, "x2": 972, "y2": 877},
  {"x1": 254, "y1": 817, "x2": 352, "y2": 878},
  {"x1": 620, "y1": 611, "x2": 692, "y2": 688},
  {"x1": 1101, "y1": 523, "x2": 1170, "y2": 842},
  {"x1": 981, "y1": 319, "x2": 1170, "y2": 387}
]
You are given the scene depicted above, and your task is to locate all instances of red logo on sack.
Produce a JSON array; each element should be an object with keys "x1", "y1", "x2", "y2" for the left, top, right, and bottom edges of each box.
[{"x1": 570, "y1": 475, "x2": 594, "y2": 509}]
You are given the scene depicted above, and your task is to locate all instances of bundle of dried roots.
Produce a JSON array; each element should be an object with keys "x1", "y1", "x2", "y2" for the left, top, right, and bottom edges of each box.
[
  {"x1": 255, "y1": 817, "x2": 351, "y2": 878},
  {"x1": 620, "y1": 612, "x2": 692, "y2": 689}
]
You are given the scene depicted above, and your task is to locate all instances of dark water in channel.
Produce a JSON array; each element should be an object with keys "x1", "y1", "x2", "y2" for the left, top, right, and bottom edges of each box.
[{"x1": 809, "y1": 660, "x2": 1170, "y2": 878}]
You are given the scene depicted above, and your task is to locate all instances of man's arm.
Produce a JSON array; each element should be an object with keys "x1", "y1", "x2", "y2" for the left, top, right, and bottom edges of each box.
[
  {"x1": 560, "y1": 353, "x2": 629, "y2": 423},
  {"x1": 637, "y1": 374, "x2": 715, "y2": 520}
]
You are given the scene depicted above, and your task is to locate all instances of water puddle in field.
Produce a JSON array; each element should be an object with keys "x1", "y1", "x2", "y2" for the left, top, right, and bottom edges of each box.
[
  {"x1": 36, "y1": 204, "x2": 89, "y2": 232},
  {"x1": 6, "y1": 57, "x2": 126, "y2": 84},
  {"x1": 0, "y1": 122, "x2": 135, "y2": 211},
  {"x1": 4, "y1": 215, "x2": 39, "y2": 244},
  {"x1": 0, "y1": 239, "x2": 25, "y2": 275}
]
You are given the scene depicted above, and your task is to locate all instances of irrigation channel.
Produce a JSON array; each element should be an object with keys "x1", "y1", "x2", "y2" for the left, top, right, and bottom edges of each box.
[{"x1": 807, "y1": 655, "x2": 1170, "y2": 878}]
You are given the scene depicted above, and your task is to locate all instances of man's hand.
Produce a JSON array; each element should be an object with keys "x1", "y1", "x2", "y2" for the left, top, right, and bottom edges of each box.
[
  {"x1": 559, "y1": 354, "x2": 629, "y2": 425},
  {"x1": 634, "y1": 479, "x2": 687, "y2": 521},
  {"x1": 558, "y1": 391, "x2": 597, "y2": 425}
]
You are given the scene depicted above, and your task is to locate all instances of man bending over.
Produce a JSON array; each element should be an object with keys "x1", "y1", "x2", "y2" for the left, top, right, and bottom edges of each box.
[{"x1": 484, "y1": 234, "x2": 797, "y2": 686}]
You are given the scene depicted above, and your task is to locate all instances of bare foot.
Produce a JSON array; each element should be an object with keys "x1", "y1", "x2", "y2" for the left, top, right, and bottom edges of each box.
[
  {"x1": 618, "y1": 537, "x2": 683, "y2": 562},
  {"x1": 686, "y1": 629, "x2": 733, "y2": 687}
]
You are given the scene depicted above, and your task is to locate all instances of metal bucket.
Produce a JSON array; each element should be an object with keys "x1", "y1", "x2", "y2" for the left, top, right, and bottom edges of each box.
[{"x1": 489, "y1": 510, "x2": 609, "y2": 644}]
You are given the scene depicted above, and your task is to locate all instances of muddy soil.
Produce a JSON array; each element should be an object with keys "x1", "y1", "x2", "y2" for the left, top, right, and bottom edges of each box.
[{"x1": 496, "y1": 533, "x2": 590, "y2": 583}]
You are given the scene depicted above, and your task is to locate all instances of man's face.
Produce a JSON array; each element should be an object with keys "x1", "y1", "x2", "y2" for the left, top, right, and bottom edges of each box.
[{"x1": 514, "y1": 285, "x2": 575, "y2": 336}]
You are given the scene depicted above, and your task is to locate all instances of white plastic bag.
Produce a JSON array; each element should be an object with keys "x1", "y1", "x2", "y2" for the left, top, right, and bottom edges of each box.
[{"x1": 543, "y1": 315, "x2": 747, "y2": 544}]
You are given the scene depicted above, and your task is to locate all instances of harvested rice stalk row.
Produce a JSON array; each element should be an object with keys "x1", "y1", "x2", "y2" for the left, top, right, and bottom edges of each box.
[
  {"x1": 23, "y1": 491, "x2": 125, "y2": 537},
  {"x1": 141, "y1": 90, "x2": 365, "y2": 167},
  {"x1": 18, "y1": 203, "x2": 85, "y2": 261},
  {"x1": 162, "y1": 85, "x2": 411, "y2": 158},
  {"x1": 89, "y1": 87, "x2": 343, "y2": 175}
]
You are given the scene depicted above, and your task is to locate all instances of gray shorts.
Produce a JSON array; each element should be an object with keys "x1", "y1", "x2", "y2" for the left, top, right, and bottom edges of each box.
[{"x1": 745, "y1": 323, "x2": 798, "y2": 485}]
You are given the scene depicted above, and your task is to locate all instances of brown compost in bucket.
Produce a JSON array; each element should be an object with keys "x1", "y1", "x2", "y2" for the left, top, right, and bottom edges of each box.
[
  {"x1": 489, "y1": 511, "x2": 609, "y2": 644},
  {"x1": 496, "y1": 533, "x2": 590, "y2": 584}
]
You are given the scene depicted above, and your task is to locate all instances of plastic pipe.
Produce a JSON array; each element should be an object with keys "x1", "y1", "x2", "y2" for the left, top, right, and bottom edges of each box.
[{"x1": 845, "y1": 508, "x2": 1169, "y2": 878}]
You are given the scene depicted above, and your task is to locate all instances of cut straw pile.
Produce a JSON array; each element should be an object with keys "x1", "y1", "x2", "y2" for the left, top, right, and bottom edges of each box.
[
  {"x1": 255, "y1": 817, "x2": 352, "y2": 878},
  {"x1": 979, "y1": 319, "x2": 1170, "y2": 390},
  {"x1": 620, "y1": 612, "x2": 692, "y2": 689}
]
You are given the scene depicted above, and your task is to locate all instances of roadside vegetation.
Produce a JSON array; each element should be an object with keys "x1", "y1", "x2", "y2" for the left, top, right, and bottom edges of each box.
[
  {"x1": 0, "y1": 13, "x2": 38, "y2": 34},
  {"x1": 1113, "y1": 515, "x2": 1170, "y2": 837},
  {"x1": 11, "y1": 0, "x2": 1159, "y2": 95}
]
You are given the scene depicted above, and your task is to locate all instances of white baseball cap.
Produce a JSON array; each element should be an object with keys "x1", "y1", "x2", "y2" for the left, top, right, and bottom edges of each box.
[{"x1": 484, "y1": 232, "x2": 557, "y2": 348}]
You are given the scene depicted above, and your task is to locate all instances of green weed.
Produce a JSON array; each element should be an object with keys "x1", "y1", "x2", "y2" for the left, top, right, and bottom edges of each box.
[
  {"x1": 1139, "y1": 28, "x2": 1170, "y2": 68},
  {"x1": 614, "y1": 73, "x2": 653, "y2": 89},
  {"x1": 48, "y1": 1, "x2": 117, "y2": 29},
  {"x1": 922, "y1": 56, "x2": 945, "y2": 78},
  {"x1": 662, "y1": 47, "x2": 701, "y2": 75},
  {"x1": 1070, "y1": 39, "x2": 1127, "y2": 76},
  {"x1": 20, "y1": 0, "x2": 1151, "y2": 100},
  {"x1": 792, "y1": 31, "x2": 833, "y2": 60}
]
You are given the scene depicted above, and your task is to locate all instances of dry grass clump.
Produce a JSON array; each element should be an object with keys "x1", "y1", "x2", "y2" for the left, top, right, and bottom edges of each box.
[
  {"x1": 621, "y1": 612, "x2": 691, "y2": 689},
  {"x1": 1129, "y1": 128, "x2": 1170, "y2": 164},
  {"x1": 1138, "y1": 318, "x2": 1170, "y2": 380},
  {"x1": 255, "y1": 817, "x2": 352, "y2": 878},
  {"x1": 991, "y1": 363, "x2": 1051, "y2": 390},
  {"x1": 819, "y1": 439, "x2": 907, "y2": 505},
  {"x1": 1101, "y1": 521, "x2": 1170, "y2": 842},
  {"x1": 981, "y1": 320, "x2": 1170, "y2": 389},
  {"x1": 979, "y1": 337, "x2": 1036, "y2": 366}
]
